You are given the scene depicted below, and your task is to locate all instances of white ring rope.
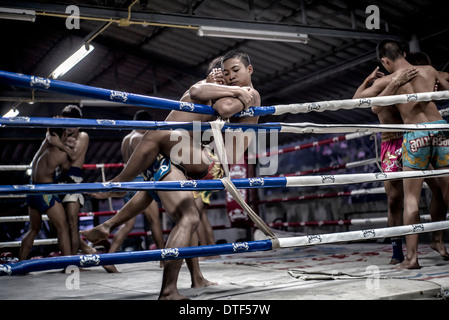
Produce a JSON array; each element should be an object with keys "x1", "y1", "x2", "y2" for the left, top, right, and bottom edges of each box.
[
  {"x1": 347, "y1": 214, "x2": 448, "y2": 226},
  {"x1": 0, "y1": 165, "x2": 30, "y2": 171},
  {"x1": 273, "y1": 90, "x2": 449, "y2": 115},
  {"x1": 0, "y1": 163, "x2": 124, "y2": 171},
  {"x1": 276, "y1": 220, "x2": 449, "y2": 248},
  {"x1": 279, "y1": 122, "x2": 449, "y2": 134},
  {"x1": 0, "y1": 239, "x2": 58, "y2": 249},
  {"x1": 1, "y1": 214, "x2": 445, "y2": 249},
  {"x1": 285, "y1": 169, "x2": 449, "y2": 188}
]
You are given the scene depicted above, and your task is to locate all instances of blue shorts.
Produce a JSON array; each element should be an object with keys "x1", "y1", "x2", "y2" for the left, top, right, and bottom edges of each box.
[
  {"x1": 123, "y1": 175, "x2": 145, "y2": 203},
  {"x1": 27, "y1": 194, "x2": 62, "y2": 214},
  {"x1": 402, "y1": 120, "x2": 449, "y2": 169},
  {"x1": 142, "y1": 155, "x2": 173, "y2": 203}
]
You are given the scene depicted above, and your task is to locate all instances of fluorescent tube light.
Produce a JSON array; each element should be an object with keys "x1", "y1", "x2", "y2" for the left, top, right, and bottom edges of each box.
[
  {"x1": 198, "y1": 26, "x2": 308, "y2": 44},
  {"x1": 2, "y1": 108, "x2": 19, "y2": 118},
  {"x1": 0, "y1": 8, "x2": 35, "y2": 22},
  {"x1": 50, "y1": 44, "x2": 95, "y2": 79}
]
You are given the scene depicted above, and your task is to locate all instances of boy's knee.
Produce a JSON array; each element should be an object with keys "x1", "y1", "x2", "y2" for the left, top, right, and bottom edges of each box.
[{"x1": 180, "y1": 206, "x2": 201, "y2": 228}]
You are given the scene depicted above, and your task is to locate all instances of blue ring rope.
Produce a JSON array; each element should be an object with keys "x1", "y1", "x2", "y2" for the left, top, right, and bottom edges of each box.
[
  {"x1": 3, "y1": 170, "x2": 449, "y2": 195},
  {"x1": 0, "y1": 178, "x2": 288, "y2": 195},
  {"x1": 1, "y1": 70, "x2": 447, "y2": 119},
  {"x1": 0, "y1": 239, "x2": 273, "y2": 276},
  {"x1": 0, "y1": 70, "x2": 275, "y2": 117},
  {"x1": 0, "y1": 116, "x2": 282, "y2": 131},
  {"x1": 3, "y1": 116, "x2": 449, "y2": 133}
]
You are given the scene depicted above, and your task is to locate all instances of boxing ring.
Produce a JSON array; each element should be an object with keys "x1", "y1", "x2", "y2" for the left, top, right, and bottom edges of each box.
[{"x1": 1, "y1": 70, "x2": 449, "y2": 300}]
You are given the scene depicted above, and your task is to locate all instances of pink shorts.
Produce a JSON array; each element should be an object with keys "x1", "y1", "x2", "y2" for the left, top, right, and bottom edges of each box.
[{"x1": 381, "y1": 134, "x2": 403, "y2": 173}]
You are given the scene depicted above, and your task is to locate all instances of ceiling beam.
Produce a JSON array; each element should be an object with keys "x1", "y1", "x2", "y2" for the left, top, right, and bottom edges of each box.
[
  {"x1": 262, "y1": 50, "x2": 376, "y2": 100},
  {"x1": 2, "y1": 1, "x2": 406, "y2": 41}
]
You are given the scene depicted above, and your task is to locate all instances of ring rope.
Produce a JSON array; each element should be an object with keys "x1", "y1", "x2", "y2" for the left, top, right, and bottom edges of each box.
[
  {"x1": 0, "y1": 70, "x2": 217, "y2": 116},
  {"x1": 0, "y1": 230, "x2": 154, "y2": 248},
  {"x1": 0, "y1": 239, "x2": 58, "y2": 249},
  {"x1": 272, "y1": 90, "x2": 449, "y2": 115},
  {"x1": 0, "y1": 239, "x2": 274, "y2": 276},
  {"x1": 277, "y1": 220, "x2": 449, "y2": 248},
  {"x1": 1, "y1": 211, "x2": 445, "y2": 249},
  {"x1": 0, "y1": 165, "x2": 31, "y2": 171},
  {"x1": 2, "y1": 169, "x2": 449, "y2": 195},
  {"x1": 0, "y1": 163, "x2": 125, "y2": 171},
  {"x1": 0, "y1": 213, "x2": 443, "y2": 248},
  {"x1": 1, "y1": 70, "x2": 448, "y2": 117},
  {"x1": 4, "y1": 116, "x2": 449, "y2": 135},
  {"x1": 2, "y1": 220, "x2": 449, "y2": 276}
]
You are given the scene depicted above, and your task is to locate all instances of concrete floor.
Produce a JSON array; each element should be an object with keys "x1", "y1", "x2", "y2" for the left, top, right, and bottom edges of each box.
[{"x1": 1, "y1": 242, "x2": 449, "y2": 301}]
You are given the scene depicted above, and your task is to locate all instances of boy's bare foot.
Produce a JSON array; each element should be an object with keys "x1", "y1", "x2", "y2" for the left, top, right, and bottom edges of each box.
[
  {"x1": 396, "y1": 258, "x2": 420, "y2": 270},
  {"x1": 159, "y1": 291, "x2": 190, "y2": 300},
  {"x1": 80, "y1": 224, "x2": 110, "y2": 244},
  {"x1": 430, "y1": 241, "x2": 449, "y2": 260},
  {"x1": 192, "y1": 277, "x2": 218, "y2": 289}
]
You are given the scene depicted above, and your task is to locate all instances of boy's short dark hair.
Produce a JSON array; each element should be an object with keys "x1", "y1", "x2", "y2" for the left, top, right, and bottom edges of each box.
[
  {"x1": 376, "y1": 39, "x2": 405, "y2": 63},
  {"x1": 222, "y1": 50, "x2": 252, "y2": 68},
  {"x1": 61, "y1": 105, "x2": 82, "y2": 118},
  {"x1": 406, "y1": 51, "x2": 431, "y2": 66},
  {"x1": 207, "y1": 56, "x2": 223, "y2": 76}
]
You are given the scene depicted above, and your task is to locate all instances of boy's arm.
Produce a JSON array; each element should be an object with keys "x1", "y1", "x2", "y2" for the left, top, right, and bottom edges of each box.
[
  {"x1": 437, "y1": 72, "x2": 449, "y2": 91},
  {"x1": 212, "y1": 88, "x2": 259, "y2": 119},
  {"x1": 46, "y1": 132, "x2": 76, "y2": 160},
  {"x1": 190, "y1": 83, "x2": 253, "y2": 110},
  {"x1": 47, "y1": 131, "x2": 89, "y2": 162},
  {"x1": 353, "y1": 68, "x2": 418, "y2": 99},
  {"x1": 353, "y1": 75, "x2": 391, "y2": 99},
  {"x1": 353, "y1": 66, "x2": 385, "y2": 99}
]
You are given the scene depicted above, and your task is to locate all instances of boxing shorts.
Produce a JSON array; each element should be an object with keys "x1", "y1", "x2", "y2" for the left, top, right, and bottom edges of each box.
[
  {"x1": 27, "y1": 193, "x2": 62, "y2": 214},
  {"x1": 380, "y1": 132, "x2": 403, "y2": 173},
  {"x1": 192, "y1": 148, "x2": 224, "y2": 204},
  {"x1": 142, "y1": 154, "x2": 174, "y2": 203},
  {"x1": 402, "y1": 120, "x2": 449, "y2": 169},
  {"x1": 57, "y1": 166, "x2": 84, "y2": 207}
]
